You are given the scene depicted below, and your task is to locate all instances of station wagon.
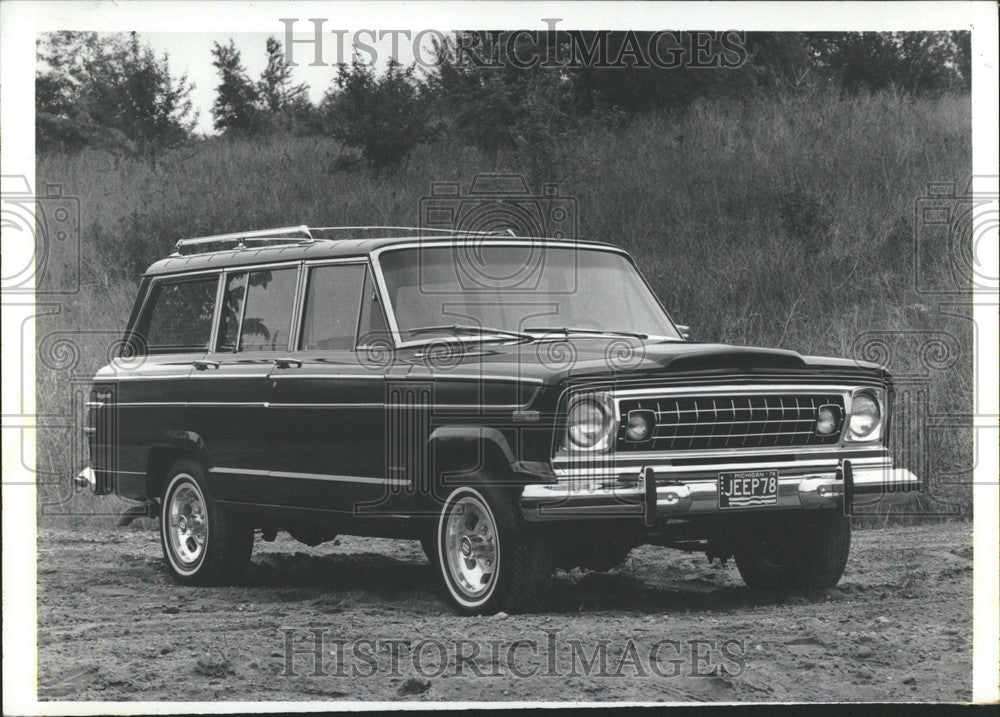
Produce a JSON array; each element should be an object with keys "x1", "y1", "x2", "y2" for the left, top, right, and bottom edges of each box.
[{"x1": 77, "y1": 226, "x2": 919, "y2": 614}]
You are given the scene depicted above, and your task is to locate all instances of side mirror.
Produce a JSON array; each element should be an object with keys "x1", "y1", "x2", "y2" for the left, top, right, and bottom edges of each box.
[{"x1": 676, "y1": 324, "x2": 691, "y2": 341}]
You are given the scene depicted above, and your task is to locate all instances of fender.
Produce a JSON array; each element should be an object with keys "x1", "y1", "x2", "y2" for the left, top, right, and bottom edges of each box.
[
  {"x1": 427, "y1": 426, "x2": 556, "y2": 487},
  {"x1": 139, "y1": 430, "x2": 212, "y2": 501}
]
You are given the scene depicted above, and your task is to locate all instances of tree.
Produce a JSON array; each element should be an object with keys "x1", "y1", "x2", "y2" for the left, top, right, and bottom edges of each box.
[
  {"x1": 949, "y1": 31, "x2": 972, "y2": 92},
  {"x1": 36, "y1": 34, "x2": 93, "y2": 153},
  {"x1": 90, "y1": 35, "x2": 196, "y2": 157},
  {"x1": 210, "y1": 40, "x2": 261, "y2": 135},
  {"x1": 36, "y1": 32, "x2": 196, "y2": 157},
  {"x1": 421, "y1": 30, "x2": 971, "y2": 152},
  {"x1": 323, "y1": 57, "x2": 435, "y2": 169},
  {"x1": 257, "y1": 37, "x2": 309, "y2": 113},
  {"x1": 745, "y1": 32, "x2": 970, "y2": 94},
  {"x1": 255, "y1": 37, "x2": 319, "y2": 134},
  {"x1": 427, "y1": 34, "x2": 575, "y2": 157}
]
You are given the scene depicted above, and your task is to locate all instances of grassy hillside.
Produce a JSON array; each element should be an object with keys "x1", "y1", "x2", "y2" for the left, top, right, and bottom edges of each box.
[{"x1": 36, "y1": 88, "x2": 973, "y2": 525}]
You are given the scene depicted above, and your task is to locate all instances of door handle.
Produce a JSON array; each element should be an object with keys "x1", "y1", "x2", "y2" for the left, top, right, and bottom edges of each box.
[
  {"x1": 273, "y1": 357, "x2": 303, "y2": 369},
  {"x1": 192, "y1": 359, "x2": 220, "y2": 371}
]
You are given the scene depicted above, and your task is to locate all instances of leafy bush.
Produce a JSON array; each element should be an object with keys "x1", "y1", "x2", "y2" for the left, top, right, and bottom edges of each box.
[
  {"x1": 36, "y1": 32, "x2": 195, "y2": 158},
  {"x1": 322, "y1": 58, "x2": 436, "y2": 169}
]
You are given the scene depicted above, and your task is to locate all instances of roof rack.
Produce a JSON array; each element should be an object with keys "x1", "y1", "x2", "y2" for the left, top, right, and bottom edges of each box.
[
  {"x1": 168, "y1": 225, "x2": 520, "y2": 258},
  {"x1": 170, "y1": 225, "x2": 314, "y2": 256},
  {"x1": 309, "y1": 226, "x2": 517, "y2": 237}
]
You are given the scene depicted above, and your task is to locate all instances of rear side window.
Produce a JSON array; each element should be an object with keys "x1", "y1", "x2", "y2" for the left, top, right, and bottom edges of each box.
[
  {"x1": 237, "y1": 268, "x2": 298, "y2": 352},
  {"x1": 299, "y1": 264, "x2": 366, "y2": 350},
  {"x1": 138, "y1": 277, "x2": 218, "y2": 353}
]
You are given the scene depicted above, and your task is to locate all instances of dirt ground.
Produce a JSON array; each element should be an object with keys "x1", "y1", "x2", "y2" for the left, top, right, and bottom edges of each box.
[{"x1": 36, "y1": 522, "x2": 972, "y2": 703}]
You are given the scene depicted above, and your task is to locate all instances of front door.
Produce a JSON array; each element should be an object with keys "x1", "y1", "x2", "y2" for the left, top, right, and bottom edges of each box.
[{"x1": 268, "y1": 262, "x2": 397, "y2": 514}]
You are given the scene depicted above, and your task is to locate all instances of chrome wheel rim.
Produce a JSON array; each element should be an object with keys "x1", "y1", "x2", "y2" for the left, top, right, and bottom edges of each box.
[
  {"x1": 167, "y1": 477, "x2": 207, "y2": 569},
  {"x1": 444, "y1": 494, "x2": 498, "y2": 599}
]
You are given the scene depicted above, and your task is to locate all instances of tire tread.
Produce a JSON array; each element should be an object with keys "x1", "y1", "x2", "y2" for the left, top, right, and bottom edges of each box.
[{"x1": 735, "y1": 511, "x2": 851, "y2": 591}]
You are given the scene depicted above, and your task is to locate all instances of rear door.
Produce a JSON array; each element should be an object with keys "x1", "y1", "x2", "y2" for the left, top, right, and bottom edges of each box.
[
  {"x1": 268, "y1": 261, "x2": 396, "y2": 513},
  {"x1": 190, "y1": 264, "x2": 301, "y2": 505}
]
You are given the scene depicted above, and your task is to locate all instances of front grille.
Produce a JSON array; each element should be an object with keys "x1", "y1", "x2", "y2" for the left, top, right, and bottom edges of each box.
[{"x1": 616, "y1": 393, "x2": 845, "y2": 452}]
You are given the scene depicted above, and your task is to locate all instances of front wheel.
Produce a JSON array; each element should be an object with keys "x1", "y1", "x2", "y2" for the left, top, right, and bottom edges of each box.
[
  {"x1": 436, "y1": 484, "x2": 552, "y2": 615},
  {"x1": 160, "y1": 460, "x2": 253, "y2": 586},
  {"x1": 735, "y1": 511, "x2": 851, "y2": 590}
]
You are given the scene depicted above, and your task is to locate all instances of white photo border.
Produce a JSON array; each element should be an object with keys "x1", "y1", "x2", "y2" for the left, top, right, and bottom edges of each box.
[{"x1": 2, "y1": 1, "x2": 997, "y2": 713}]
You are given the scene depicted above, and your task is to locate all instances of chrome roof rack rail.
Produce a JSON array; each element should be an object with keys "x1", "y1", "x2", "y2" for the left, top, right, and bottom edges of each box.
[
  {"x1": 170, "y1": 225, "x2": 314, "y2": 256},
  {"x1": 309, "y1": 226, "x2": 517, "y2": 237},
  {"x1": 167, "y1": 225, "x2": 523, "y2": 258}
]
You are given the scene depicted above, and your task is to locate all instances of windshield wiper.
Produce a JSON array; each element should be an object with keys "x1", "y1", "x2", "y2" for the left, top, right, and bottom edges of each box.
[
  {"x1": 406, "y1": 324, "x2": 532, "y2": 341},
  {"x1": 524, "y1": 326, "x2": 649, "y2": 340}
]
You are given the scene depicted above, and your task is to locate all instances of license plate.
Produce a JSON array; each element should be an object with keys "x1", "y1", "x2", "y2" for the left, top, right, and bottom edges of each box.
[{"x1": 718, "y1": 470, "x2": 778, "y2": 509}]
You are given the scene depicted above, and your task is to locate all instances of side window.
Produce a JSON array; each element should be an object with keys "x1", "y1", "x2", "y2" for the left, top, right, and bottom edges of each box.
[
  {"x1": 357, "y1": 268, "x2": 390, "y2": 346},
  {"x1": 138, "y1": 276, "x2": 218, "y2": 353},
  {"x1": 239, "y1": 268, "x2": 298, "y2": 352},
  {"x1": 299, "y1": 264, "x2": 366, "y2": 351}
]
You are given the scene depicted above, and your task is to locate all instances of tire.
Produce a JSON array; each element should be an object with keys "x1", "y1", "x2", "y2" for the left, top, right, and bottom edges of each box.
[
  {"x1": 557, "y1": 536, "x2": 635, "y2": 572},
  {"x1": 575, "y1": 542, "x2": 634, "y2": 572},
  {"x1": 735, "y1": 511, "x2": 851, "y2": 590},
  {"x1": 419, "y1": 535, "x2": 437, "y2": 567},
  {"x1": 435, "y1": 482, "x2": 553, "y2": 615},
  {"x1": 160, "y1": 459, "x2": 253, "y2": 586}
]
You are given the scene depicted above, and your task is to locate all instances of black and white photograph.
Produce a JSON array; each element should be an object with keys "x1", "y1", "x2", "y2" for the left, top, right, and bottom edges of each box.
[{"x1": 1, "y1": 0, "x2": 997, "y2": 710}]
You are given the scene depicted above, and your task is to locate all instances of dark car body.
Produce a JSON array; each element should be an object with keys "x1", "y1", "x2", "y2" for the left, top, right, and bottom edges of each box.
[{"x1": 79, "y1": 228, "x2": 919, "y2": 613}]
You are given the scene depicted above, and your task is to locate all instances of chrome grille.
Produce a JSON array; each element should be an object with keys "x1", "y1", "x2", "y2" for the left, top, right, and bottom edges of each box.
[{"x1": 616, "y1": 393, "x2": 844, "y2": 452}]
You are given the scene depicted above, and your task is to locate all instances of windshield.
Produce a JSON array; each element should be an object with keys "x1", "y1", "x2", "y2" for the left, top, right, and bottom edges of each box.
[{"x1": 376, "y1": 245, "x2": 680, "y2": 342}]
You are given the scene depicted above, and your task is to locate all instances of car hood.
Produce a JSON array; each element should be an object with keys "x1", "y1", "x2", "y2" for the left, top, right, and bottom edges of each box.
[{"x1": 401, "y1": 337, "x2": 886, "y2": 385}]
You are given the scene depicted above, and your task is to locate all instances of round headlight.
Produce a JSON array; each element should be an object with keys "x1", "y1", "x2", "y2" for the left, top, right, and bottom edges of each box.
[
  {"x1": 625, "y1": 410, "x2": 653, "y2": 442},
  {"x1": 815, "y1": 404, "x2": 840, "y2": 436},
  {"x1": 567, "y1": 400, "x2": 610, "y2": 448},
  {"x1": 849, "y1": 393, "x2": 880, "y2": 439}
]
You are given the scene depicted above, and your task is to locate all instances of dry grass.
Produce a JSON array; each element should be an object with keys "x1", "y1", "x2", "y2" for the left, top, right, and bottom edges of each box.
[{"x1": 35, "y1": 88, "x2": 972, "y2": 526}]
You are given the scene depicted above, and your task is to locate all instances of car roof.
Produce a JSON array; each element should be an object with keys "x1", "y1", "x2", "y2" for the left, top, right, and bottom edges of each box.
[{"x1": 142, "y1": 233, "x2": 626, "y2": 277}]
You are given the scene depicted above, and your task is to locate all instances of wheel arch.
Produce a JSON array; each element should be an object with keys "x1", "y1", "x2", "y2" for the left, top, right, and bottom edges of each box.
[
  {"x1": 429, "y1": 425, "x2": 515, "y2": 479},
  {"x1": 145, "y1": 430, "x2": 211, "y2": 502},
  {"x1": 422, "y1": 425, "x2": 555, "y2": 511}
]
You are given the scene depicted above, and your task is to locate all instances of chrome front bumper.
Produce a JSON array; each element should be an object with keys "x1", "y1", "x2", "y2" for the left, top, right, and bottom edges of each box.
[{"x1": 520, "y1": 457, "x2": 920, "y2": 522}]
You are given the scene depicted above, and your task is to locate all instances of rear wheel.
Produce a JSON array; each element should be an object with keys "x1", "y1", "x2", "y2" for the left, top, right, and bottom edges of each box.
[
  {"x1": 160, "y1": 460, "x2": 253, "y2": 586},
  {"x1": 735, "y1": 511, "x2": 851, "y2": 590},
  {"x1": 436, "y1": 483, "x2": 552, "y2": 615},
  {"x1": 419, "y1": 534, "x2": 437, "y2": 567}
]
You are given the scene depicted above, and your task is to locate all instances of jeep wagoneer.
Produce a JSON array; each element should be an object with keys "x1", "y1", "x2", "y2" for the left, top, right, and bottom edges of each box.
[{"x1": 77, "y1": 226, "x2": 919, "y2": 614}]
